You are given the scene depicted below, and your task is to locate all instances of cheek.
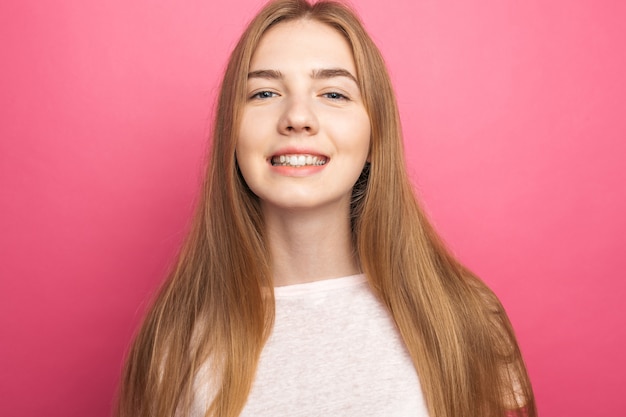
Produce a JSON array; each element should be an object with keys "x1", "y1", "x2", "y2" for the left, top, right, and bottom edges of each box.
[
  {"x1": 236, "y1": 115, "x2": 261, "y2": 168},
  {"x1": 235, "y1": 150, "x2": 262, "y2": 198},
  {"x1": 235, "y1": 144, "x2": 258, "y2": 187},
  {"x1": 340, "y1": 112, "x2": 371, "y2": 158},
  {"x1": 235, "y1": 137, "x2": 256, "y2": 188}
]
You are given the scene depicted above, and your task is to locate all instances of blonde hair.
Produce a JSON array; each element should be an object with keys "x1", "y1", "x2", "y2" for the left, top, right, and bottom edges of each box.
[{"x1": 116, "y1": 1, "x2": 537, "y2": 416}]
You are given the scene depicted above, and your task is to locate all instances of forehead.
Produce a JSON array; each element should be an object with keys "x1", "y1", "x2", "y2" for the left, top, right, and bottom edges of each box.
[{"x1": 249, "y1": 19, "x2": 356, "y2": 74}]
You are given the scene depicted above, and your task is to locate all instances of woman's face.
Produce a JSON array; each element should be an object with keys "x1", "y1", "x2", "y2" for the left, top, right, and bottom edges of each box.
[{"x1": 236, "y1": 19, "x2": 371, "y2": 214}]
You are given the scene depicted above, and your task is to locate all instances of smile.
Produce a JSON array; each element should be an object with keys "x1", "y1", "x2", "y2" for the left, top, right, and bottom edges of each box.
[{"x1": 270, "y1": 154, "x2": 328, "y2": 167}]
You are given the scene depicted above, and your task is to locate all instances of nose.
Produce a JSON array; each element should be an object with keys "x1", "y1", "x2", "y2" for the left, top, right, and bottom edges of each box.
[{"x1": 278, "y1": 96, "x2": 319, "y2": 135}]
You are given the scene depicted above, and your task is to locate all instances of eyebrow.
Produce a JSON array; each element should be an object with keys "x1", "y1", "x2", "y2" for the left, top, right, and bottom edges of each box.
[
  {"x1": 311, "y1": 68, "x2": 358, "y2": 84},
  {"x1": 247, "y1": 69, "x2": 283, "y2": 80},
  {"x1": 247, "y1": 68, "x2": 358, "y2": 84}
]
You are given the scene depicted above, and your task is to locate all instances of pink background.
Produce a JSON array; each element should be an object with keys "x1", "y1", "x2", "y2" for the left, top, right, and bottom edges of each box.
[{"x1": 1, "y1": 0, "x2": 624, "y2": 415}]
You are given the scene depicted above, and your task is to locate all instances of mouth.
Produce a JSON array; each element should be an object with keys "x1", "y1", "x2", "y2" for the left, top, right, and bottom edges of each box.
[{"x1": 270, "y1": 154, "x2": 328, "y2": 167}]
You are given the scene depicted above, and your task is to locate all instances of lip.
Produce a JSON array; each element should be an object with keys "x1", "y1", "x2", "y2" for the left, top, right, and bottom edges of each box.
[{"x1": 267, "y1": 146, "x2": 330, "y2": 177}]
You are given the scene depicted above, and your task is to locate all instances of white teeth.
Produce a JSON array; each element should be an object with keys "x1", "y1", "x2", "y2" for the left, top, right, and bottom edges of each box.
[{"x1": 271, "y1": 154, "x2": 327, "y2": 167}]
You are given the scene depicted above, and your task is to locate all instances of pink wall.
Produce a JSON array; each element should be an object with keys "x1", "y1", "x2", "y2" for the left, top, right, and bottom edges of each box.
[{"x1": 1, "y1": 0, "x2": 624, "y2": 415}]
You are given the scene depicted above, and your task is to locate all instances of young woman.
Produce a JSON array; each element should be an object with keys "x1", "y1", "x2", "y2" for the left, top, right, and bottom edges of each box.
[{"x1": 116, "y1": 1, "x2": 537, "y2": 416}]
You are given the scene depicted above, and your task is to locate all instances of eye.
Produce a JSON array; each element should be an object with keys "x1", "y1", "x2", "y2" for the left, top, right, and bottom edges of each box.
[
  {"x1": 322, "y1": 91, "x2": 349, "y2": 101},
  {"x1": 250, "y1": 90, "x2": 278, "y2": 100}
]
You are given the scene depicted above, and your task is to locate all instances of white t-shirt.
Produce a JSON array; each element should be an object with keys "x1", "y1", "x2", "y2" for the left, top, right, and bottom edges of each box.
[{"x1": 191, "y1": 274, "x2": 429, "y2": 417}]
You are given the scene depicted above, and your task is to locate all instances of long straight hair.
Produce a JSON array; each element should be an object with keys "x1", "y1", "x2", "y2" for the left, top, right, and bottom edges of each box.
[{"x1": 116, "y1": 1, "x2": 537, "y2": 416}]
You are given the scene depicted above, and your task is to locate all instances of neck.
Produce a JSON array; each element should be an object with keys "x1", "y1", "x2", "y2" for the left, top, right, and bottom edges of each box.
[{"x1": 263, "y1": 203, "x2": 360, "y2": 287}]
